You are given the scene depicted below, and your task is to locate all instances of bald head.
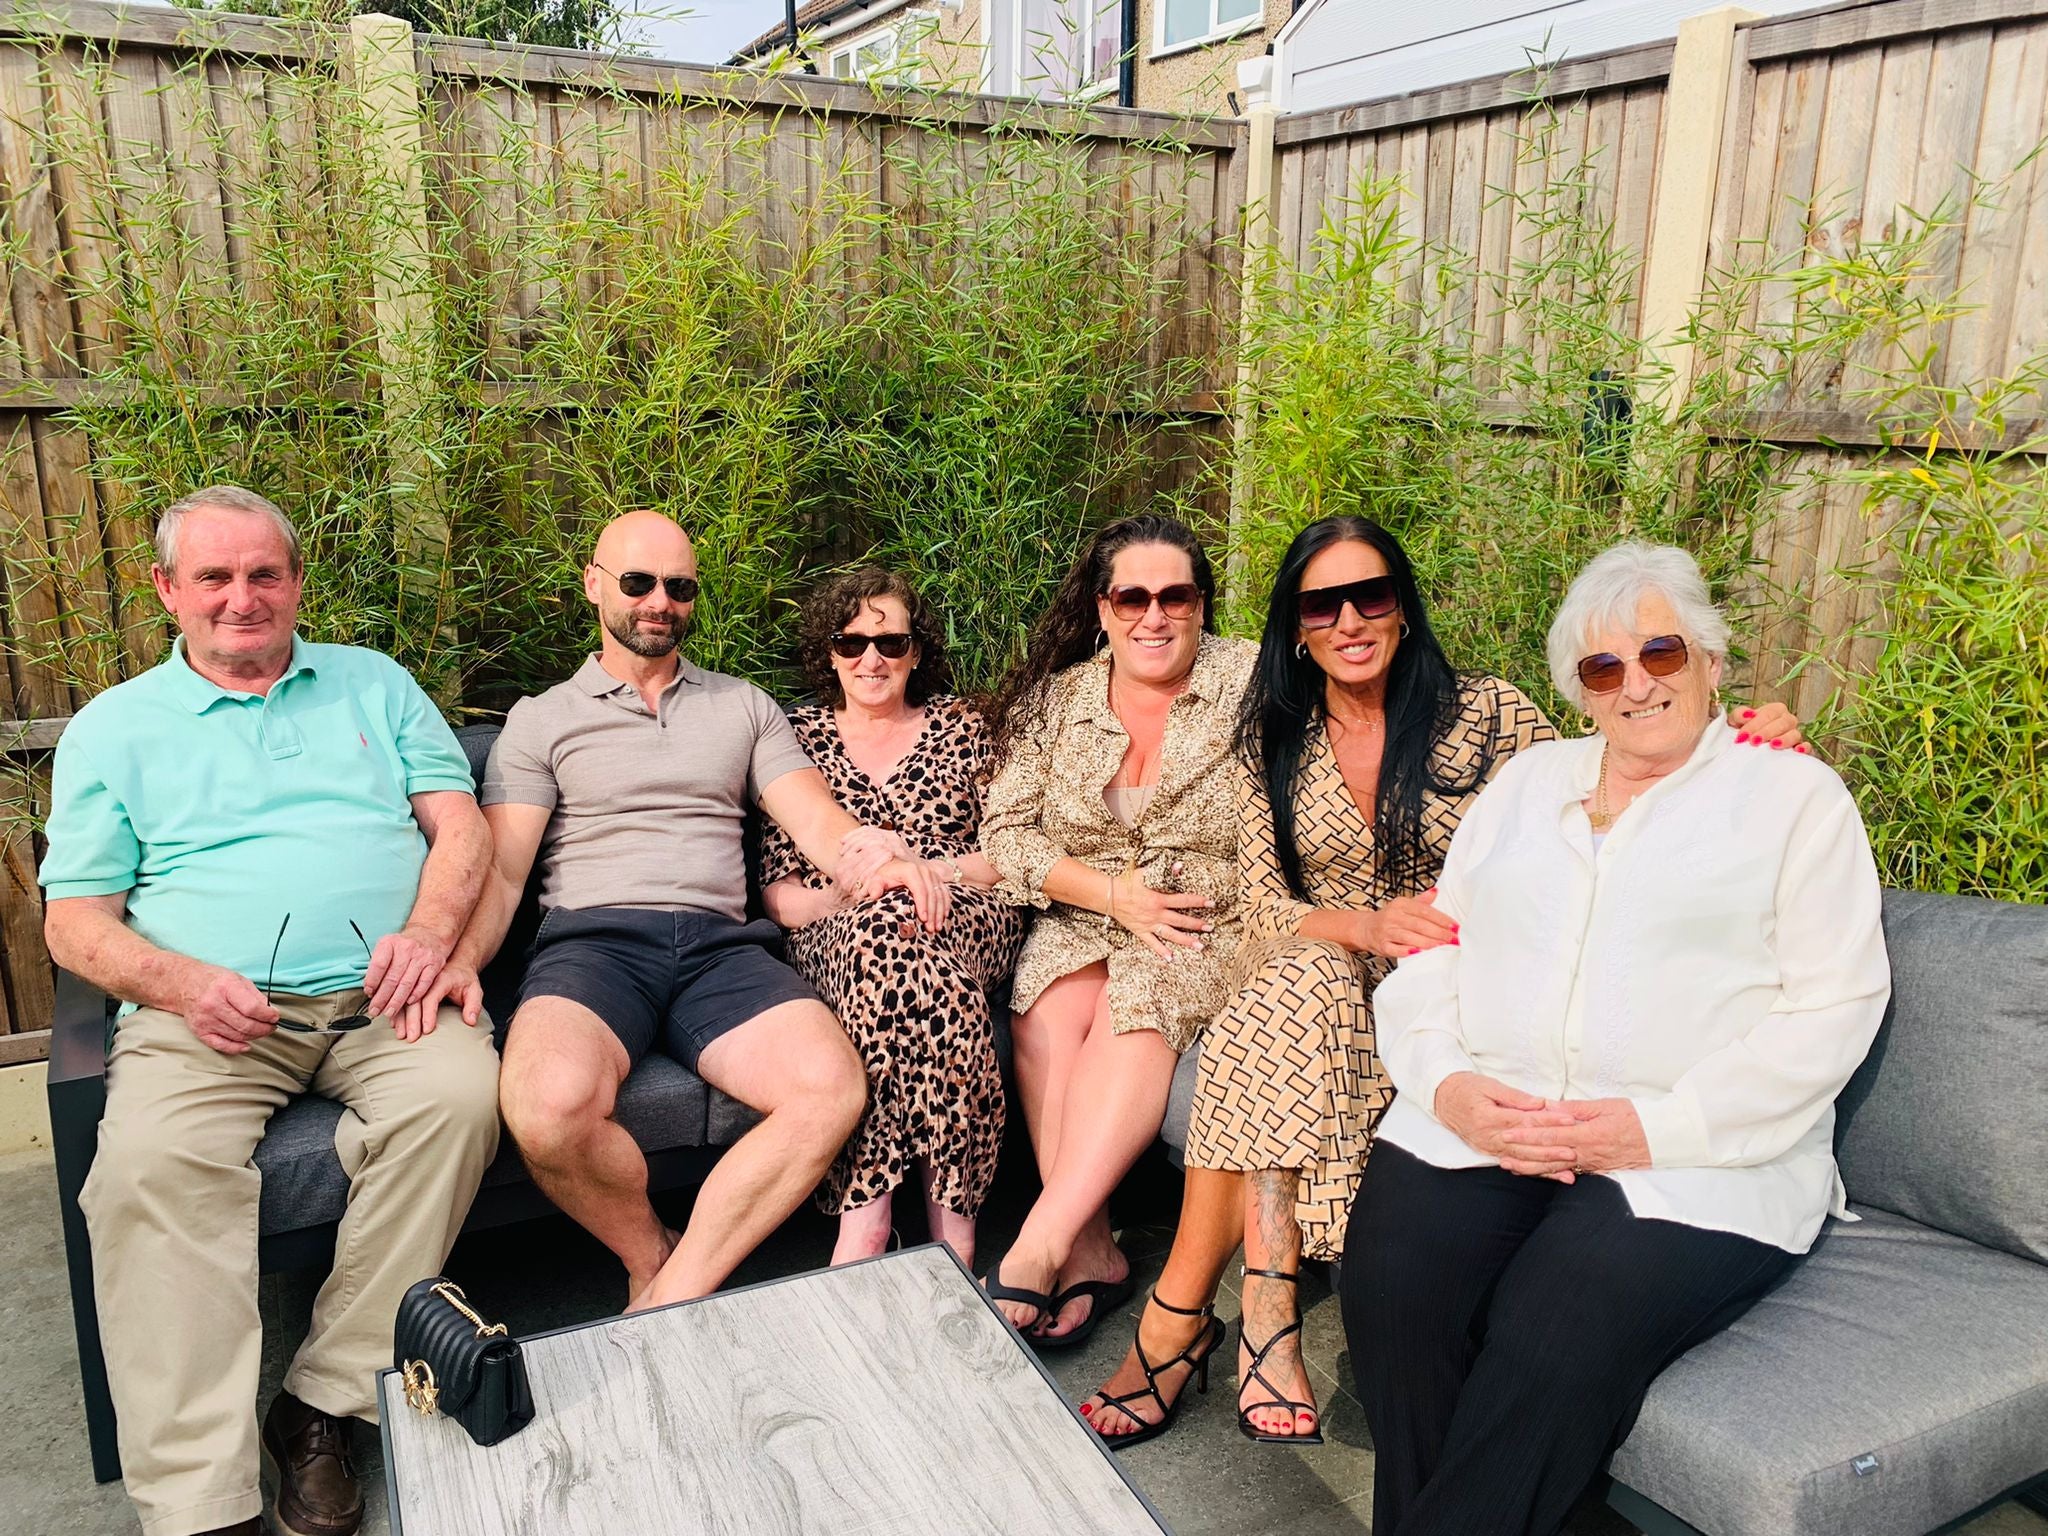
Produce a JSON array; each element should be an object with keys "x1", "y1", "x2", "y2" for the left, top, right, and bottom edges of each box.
[{"x1": 585, "y1": 510, "x2": 698, "y2": 661}]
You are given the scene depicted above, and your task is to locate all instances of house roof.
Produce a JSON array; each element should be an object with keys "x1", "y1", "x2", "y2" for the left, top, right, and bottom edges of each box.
[{"x1": 731, "y1": 0, "x2": 915, "y2": 62}]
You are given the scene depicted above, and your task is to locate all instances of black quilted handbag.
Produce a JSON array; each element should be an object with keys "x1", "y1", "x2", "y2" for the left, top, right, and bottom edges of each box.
[{"x1": 393, "y1": 1278, "x2": 534, "y2": 1446}]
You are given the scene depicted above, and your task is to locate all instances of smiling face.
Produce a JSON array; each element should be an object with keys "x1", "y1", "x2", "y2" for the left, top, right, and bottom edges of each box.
[
  {"x1": 1296, "y1": 538, "x2": 1401, "y2": 694},
  {"x1": 832, "y1": 594, "x2": 916, "y2": 713},
  {"x1": 586, "y1": 510, "x2": 696, "y2": 661},
  {"x1": 1095, "y1": 542, "x2": 1204, "y2": 689},
  {"x1": 151, "y1": 506, "x2": 303, "y2": 678},
  {"x1": 1580, "y1": 590, "x2": 1725, "y2": 766}
]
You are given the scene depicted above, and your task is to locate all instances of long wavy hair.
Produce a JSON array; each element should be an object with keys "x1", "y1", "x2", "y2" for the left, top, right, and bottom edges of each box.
[
  {"x1": 986, "y1": 513, "x2": 1218, "y2": 762},
  {"x1": 1234, "y1": 516, "x2": 1494, "y2": 899}
]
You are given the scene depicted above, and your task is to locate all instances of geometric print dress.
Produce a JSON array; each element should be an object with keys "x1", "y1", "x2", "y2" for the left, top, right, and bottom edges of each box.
[
  {"x1": 760, "y1": 697, "x2": 1027, "y2": 1218},
  {"x1": 1183, "y1": 676, "x2": 1554, "y2": 1260}
]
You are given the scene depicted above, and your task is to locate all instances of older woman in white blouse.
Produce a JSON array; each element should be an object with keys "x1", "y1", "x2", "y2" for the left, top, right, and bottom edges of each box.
[{"x1": 1340, "y1": 542, "x2": 1891, "y2": 1536}]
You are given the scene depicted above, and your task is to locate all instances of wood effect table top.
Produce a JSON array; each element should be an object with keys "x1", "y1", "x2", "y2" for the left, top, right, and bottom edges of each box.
[{"x1": 378, "y1": 1245, "x2": 1170, "y2": 1536}]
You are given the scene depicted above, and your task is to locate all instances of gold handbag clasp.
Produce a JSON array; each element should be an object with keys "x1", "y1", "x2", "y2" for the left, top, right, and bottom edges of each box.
[
  {"x1": 433, "y1": 1280, "x2": 509, "y2": 1339},
  {"x1": 401, "y1": 1359, "x2": 439, "y2": 1416}
]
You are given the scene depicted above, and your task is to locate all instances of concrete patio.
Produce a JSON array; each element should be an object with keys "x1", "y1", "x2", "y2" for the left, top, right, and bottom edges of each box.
[{"x1": 4, "y1": 1146, "x2": 2043, "y2": 1536}]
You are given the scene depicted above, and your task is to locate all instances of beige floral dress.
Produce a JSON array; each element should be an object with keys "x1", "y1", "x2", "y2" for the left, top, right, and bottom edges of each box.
[
  {"x1": 1184, "y1": 676, "x2": 1555, "y2": 1258},
  {"x1": 980, "y1": 634, "x2": 1258, "y2": 1053}
]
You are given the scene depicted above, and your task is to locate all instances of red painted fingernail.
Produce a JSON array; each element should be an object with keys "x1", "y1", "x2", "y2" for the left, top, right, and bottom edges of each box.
[
  {"x1": 1797, "y1": 743, "x2": 1811, "y2": 754},
  {"x1": 1450, "y1": 937, "x2": 1460, "y2": 945},
  {"x1": 1770, "y1": 739, "x2": 1782, "y2": 748},
  {"x1": 1406, "y1": 947, "x2": 1419, "y2": 955},
  {"x1": 1741, "y1": 708, "x2": 1754, "y2": 718},
  {"x1": 1735, "y1": 732, "x2": 1749, "y2": 743}
]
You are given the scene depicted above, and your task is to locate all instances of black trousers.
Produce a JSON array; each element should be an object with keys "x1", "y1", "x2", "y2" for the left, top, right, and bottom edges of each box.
[{"x1": 1340, "y1": 1144, "x2": 1799, "y2": 1536}]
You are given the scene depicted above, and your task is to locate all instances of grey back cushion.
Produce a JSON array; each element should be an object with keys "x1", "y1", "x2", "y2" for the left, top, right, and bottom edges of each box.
[{"x1": 1835, "y1": 889, "x2": 2048, "y2": 1264}]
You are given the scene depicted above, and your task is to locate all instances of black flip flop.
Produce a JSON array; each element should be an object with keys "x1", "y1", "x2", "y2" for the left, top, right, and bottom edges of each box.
[
  {"x1": 1035, "y1": 1273, "x2": 1136, "y2": 1351},
  {"x1": 982, "y1": 1264, "x2": 1055, "y2": 1335}
]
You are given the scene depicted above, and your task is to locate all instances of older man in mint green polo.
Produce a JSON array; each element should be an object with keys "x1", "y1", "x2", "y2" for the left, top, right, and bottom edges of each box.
[{"x1": 39, "y1": 485, "x2": 501, "y2": 1536}]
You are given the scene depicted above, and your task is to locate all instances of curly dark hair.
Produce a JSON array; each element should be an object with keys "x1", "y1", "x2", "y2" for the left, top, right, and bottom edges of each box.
[
  {"x1": 796, "y1": 566, "x2": 952, "y2": 708},
  {"x1": 986, "y1": 513, "x2": 1218, "y2": 762}
]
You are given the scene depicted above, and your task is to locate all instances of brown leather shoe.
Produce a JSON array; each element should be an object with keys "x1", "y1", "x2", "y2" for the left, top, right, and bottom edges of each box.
[
  {"x1": 198, "y1": 1522, "x2": 264, "y2": 1536},
  {"x1": 260, "y1": 1392, "x2": 362, "y2": 1536}
]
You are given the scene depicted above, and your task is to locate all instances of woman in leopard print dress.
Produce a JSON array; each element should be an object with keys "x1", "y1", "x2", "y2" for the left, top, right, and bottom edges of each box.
[{"x1": 761, "y1": 568, "x2": 1025, "y2": 1270}]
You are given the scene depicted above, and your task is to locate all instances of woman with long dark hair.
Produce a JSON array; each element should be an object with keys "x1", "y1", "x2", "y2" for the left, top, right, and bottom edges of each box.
[
  {"x1": 978, "y1": 514, "x2": 1255, "y2": 1355},
  {"x1": 1081, "y1": 517, "x2": 1802, "y2": 1449}
]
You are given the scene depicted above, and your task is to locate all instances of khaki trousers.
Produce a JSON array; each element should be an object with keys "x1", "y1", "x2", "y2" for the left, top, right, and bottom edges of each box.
[{"x1": 79, "y1": 992, "x2": 501, "y2": 1536}]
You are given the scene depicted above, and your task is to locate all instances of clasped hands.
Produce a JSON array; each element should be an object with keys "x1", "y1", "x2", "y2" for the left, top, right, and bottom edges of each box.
[
  {"x1": 828, "y1": 825, "x2": 952, "y2": 931},
  {"x1": 1432, "y1": 1072, "x2": 1651, "y2": 1181}
]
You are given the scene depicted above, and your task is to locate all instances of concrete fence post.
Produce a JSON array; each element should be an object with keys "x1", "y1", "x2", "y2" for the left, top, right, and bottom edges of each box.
[{"x1": 1226, "y1": 54, "x2": 1279, "y2": 603}]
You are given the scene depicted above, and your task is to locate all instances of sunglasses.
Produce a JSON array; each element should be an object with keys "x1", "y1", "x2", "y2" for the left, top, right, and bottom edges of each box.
[
  {"x1": 593, "y1": 562, "x2": 699, "y2": 604},
  {"x1": 1297, "y1": 575, "x2": 1400, "y2": 630},
  {"x1": 830, "y1": 631, "x2": 915, "y2": 660},
  {"x1": 1105, "y1": 583, "x2": 1202, "y2": 622},
  {"x1": 265, "y1": 914, "x2": 378, "y2": 1032},
  {"x1": 1577, "y1": 634, "x2": 1690, "y2": 694}
]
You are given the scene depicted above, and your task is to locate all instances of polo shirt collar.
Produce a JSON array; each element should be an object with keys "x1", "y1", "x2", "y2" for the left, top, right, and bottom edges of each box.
[
  {"x1": 167, "y1": 634, "x2": 316, "y2": 712},
  {"x1": 572, "y1": 653, "x2": 700, "y2": 698}
]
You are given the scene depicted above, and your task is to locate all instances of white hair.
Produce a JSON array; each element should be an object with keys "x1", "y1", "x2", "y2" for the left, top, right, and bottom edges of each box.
[
  {"x1": 1546, "y1": 541, "x2": 1731, "y2": 709},
  {"x1": 155, "y1": 485, "x2": 301, "y2": 576}
]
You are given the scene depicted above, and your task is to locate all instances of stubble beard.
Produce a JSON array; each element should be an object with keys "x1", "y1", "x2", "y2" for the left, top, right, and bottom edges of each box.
[{"x1": 605, "y1": 604, "x2": 689, "y2": 658}]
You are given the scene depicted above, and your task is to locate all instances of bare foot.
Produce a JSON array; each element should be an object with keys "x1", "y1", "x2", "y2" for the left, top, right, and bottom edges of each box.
[
  {"x1": 623, "y1": 1226, "x2": 683, "y2": 1313},
  {"x1": 1238, "y1": 1270, "x2": 1318, "y2": 1439},
  {"x1": 985, "y1": 1246, "x2": 1060, "y2": 1332},
  {"x1": 1040, "y1": 1238, "x2": 1131, "y2": 1340},
  {"x1": 1080, "y1": 1296, "x2": 1214, "y2": 1439}
]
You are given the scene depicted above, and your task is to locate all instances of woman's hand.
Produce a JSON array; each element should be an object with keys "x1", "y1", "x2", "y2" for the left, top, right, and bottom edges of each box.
[
  {"x1": 860, "y1": 856, "x2": 953, "y2": 931},
  {"x1": 1111, "y1": 863, "x2": 1214, "y2": 960},
  {"x1": 1509, "y1": 1097, "x2": 1652, "y2": 1176},
  {"x1": 1731, "y1": 701, "x2": 1811, "y2": 754},
  {"x1": 1354, "y1": 889, "x2": 1458, "y2": 958},
  {"x1": 1433, "y1": 1072, "x2": 1583, "y2": 1176},
  {"x1": 835, "y1": 825, "x2": 909, "y2": 897}
]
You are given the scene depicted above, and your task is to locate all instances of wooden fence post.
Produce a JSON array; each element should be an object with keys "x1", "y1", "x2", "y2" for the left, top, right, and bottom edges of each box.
[
  {"x1": 1226, "y1": 56, "x2": 1279, "y2": 601},
  {"x1": 344, "y1": 13, "x2": 457, "y2": 698},
  {"x1": 1638, "y1": 5, "x2": 1759, "y2": 418}
]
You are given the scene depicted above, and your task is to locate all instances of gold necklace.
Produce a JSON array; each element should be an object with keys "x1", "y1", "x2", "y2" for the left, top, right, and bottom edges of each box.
[{"x1": 1589, "y1": 747, "x2": 1615, "y2": 831}]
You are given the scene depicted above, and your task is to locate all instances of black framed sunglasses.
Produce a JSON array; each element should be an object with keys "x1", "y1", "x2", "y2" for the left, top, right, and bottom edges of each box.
[
  {"x1": 1577, "y1": 633, "x2": 1690, "y2": 694},
  {"x1": 1297, "y1": 575, "x2": 1399, "y2": 629},
  {"x1": 830, "y1": 631, "x2": 915, "y2": 660},
  {"x1": 1105, "y1": 582, "x2": 1202, "y2": 621},
  {"x1": 265, "y1": 914, "x2": 378, "y2": 1032},
  {"x1": 593, "y1": 562, "x2": 699, "y2": 604}
]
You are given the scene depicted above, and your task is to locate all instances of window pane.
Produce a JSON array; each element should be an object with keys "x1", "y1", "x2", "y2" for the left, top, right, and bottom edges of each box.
[
  {"x1": 1217, "y1": 0, "x2": 1259, "y2": 20},
  {"x1": 1086, "y1": 0, "x2": 1122, "y2": 86},
  {"x1": 1163, "y1": 0, "x2": 1208, "y2": 46}
]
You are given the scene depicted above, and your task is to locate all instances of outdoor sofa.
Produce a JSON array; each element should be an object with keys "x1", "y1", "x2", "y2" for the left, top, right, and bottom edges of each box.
[{"x1": 47, "y1": 711, "x2": 2048, "y2": 1533}]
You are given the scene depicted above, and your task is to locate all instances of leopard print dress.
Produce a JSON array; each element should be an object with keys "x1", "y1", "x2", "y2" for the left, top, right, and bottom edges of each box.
[{"x1": 760, "y1": 698, "x2": 1027, "y2": 1218}]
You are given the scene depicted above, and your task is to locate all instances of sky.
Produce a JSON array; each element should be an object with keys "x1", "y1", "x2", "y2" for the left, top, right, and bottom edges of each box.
[{"x1": 618, "y1": 0, "x2": 792, "y2": 65}]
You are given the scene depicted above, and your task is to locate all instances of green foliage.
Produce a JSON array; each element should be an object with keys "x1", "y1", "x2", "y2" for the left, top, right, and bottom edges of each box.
[{"x1": 177, "y1": 0, "x2": 624, "y2": 50}]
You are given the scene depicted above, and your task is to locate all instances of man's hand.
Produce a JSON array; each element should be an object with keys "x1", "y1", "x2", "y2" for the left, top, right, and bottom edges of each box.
[
  {"x1": 399, "y1": 959, "x2": 485, "y2": 1042},
  {"x1": 834, "y1": 825, "x2": 910, "y2": 900},
  {"x1": 1510, "y1": 1097, "x2": 1652, "y2": 1175},
  {"x1": 364, "y1": 924, "x2": 453, "y2": 1020},
  {"x1": 861, "y1": 856, "x2": 952, "y2": 930},
  {"x1": 1433, "y1": 1072, "x2": 1582, "y2": 1177},
  {"x1": 181, "y1": 963, "x2": 281, "y2": 1055}
]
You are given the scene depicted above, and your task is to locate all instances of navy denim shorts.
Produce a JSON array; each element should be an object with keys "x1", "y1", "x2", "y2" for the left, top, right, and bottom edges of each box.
[{"x1": 519, "y1": 906, "x2": 818, "y2": 1070}]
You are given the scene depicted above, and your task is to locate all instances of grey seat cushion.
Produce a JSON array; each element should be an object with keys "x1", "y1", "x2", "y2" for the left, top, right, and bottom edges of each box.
[
  {"x1": 1610, "y1": 1206, "x2": 2048, "y2": 1536},
  {"x1": 1838, "y1": 889, "x2": 2048, "y2": 1264},
  {"x1": 1160, "y1": 1046, "x2": 1201, "y2": 1165},
  {"x1": 254, "y1": 1052, "x2": 713, "y2": 1234}
]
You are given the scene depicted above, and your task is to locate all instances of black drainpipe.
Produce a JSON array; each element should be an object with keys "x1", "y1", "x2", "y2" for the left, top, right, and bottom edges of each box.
[{"x1": 1117, "y1": 0, "x2": 1138, "y2": 106}]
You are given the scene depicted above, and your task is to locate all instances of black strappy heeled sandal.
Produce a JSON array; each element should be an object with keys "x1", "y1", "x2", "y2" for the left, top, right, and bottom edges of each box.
[
  {"x1": 1236, "y1": 1266, "x2": 1325, "y2": 1446},
  {"x1": 1084, "y1": 1293, "x2": 1227, "y2": 1453}
]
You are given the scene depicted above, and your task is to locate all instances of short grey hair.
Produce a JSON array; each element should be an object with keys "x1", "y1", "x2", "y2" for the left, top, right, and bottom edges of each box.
[
  {"x1": 1546, "y1": 541, "x2": 1731, "y2": 709},
  {"x1": 155, "y1": 485, "x2": 302, "y2": 576}
]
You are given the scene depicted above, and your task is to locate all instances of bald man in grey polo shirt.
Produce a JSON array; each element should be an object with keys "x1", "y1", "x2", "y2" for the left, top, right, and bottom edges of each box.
[{"x1": 425, "y1": 511, "x2": 954, "y2": 1309}]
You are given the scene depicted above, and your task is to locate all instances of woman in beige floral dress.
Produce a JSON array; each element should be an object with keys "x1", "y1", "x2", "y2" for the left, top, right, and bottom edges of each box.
[{"x1": 979, "y1": 514, "x2": 1254, "y2": 1360}]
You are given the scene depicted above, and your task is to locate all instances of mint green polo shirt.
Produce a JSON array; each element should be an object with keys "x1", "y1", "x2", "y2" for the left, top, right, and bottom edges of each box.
[{"x1": 39, "y1": 638, "x2": 475, "y2": 997}]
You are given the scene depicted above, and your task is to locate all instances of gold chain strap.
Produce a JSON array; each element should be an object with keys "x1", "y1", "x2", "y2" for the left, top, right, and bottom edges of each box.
[
  {"x1": 401, "y1": 1359, "x2": 439, "y2": 1416},
  {"x1": 433, "y1": 1280, "x2": 509, "y2": 1339}
]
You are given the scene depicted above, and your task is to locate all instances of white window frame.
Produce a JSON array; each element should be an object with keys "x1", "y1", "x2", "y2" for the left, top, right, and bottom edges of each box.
[
  {"x1": 826, "y1": 9, "x2": 939, "y2": 84},
  {"x1": 1152, "y1": 0, "x2": 1262, "y2": 60},
  {"x1": 1076, "y1": 0, "x2": 1124, "y2": 97}
]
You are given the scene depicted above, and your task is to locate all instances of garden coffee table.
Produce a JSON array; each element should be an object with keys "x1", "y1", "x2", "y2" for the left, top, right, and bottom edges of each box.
[{"x1": 376, "y1": 1244, "x2": 1170, "y2": 1535}]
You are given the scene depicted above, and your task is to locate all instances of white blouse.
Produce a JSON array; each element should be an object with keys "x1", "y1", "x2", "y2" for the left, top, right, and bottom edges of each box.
[{"x1": 1373, "y1": 721, "x2": 1891, "y2": 1253}]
